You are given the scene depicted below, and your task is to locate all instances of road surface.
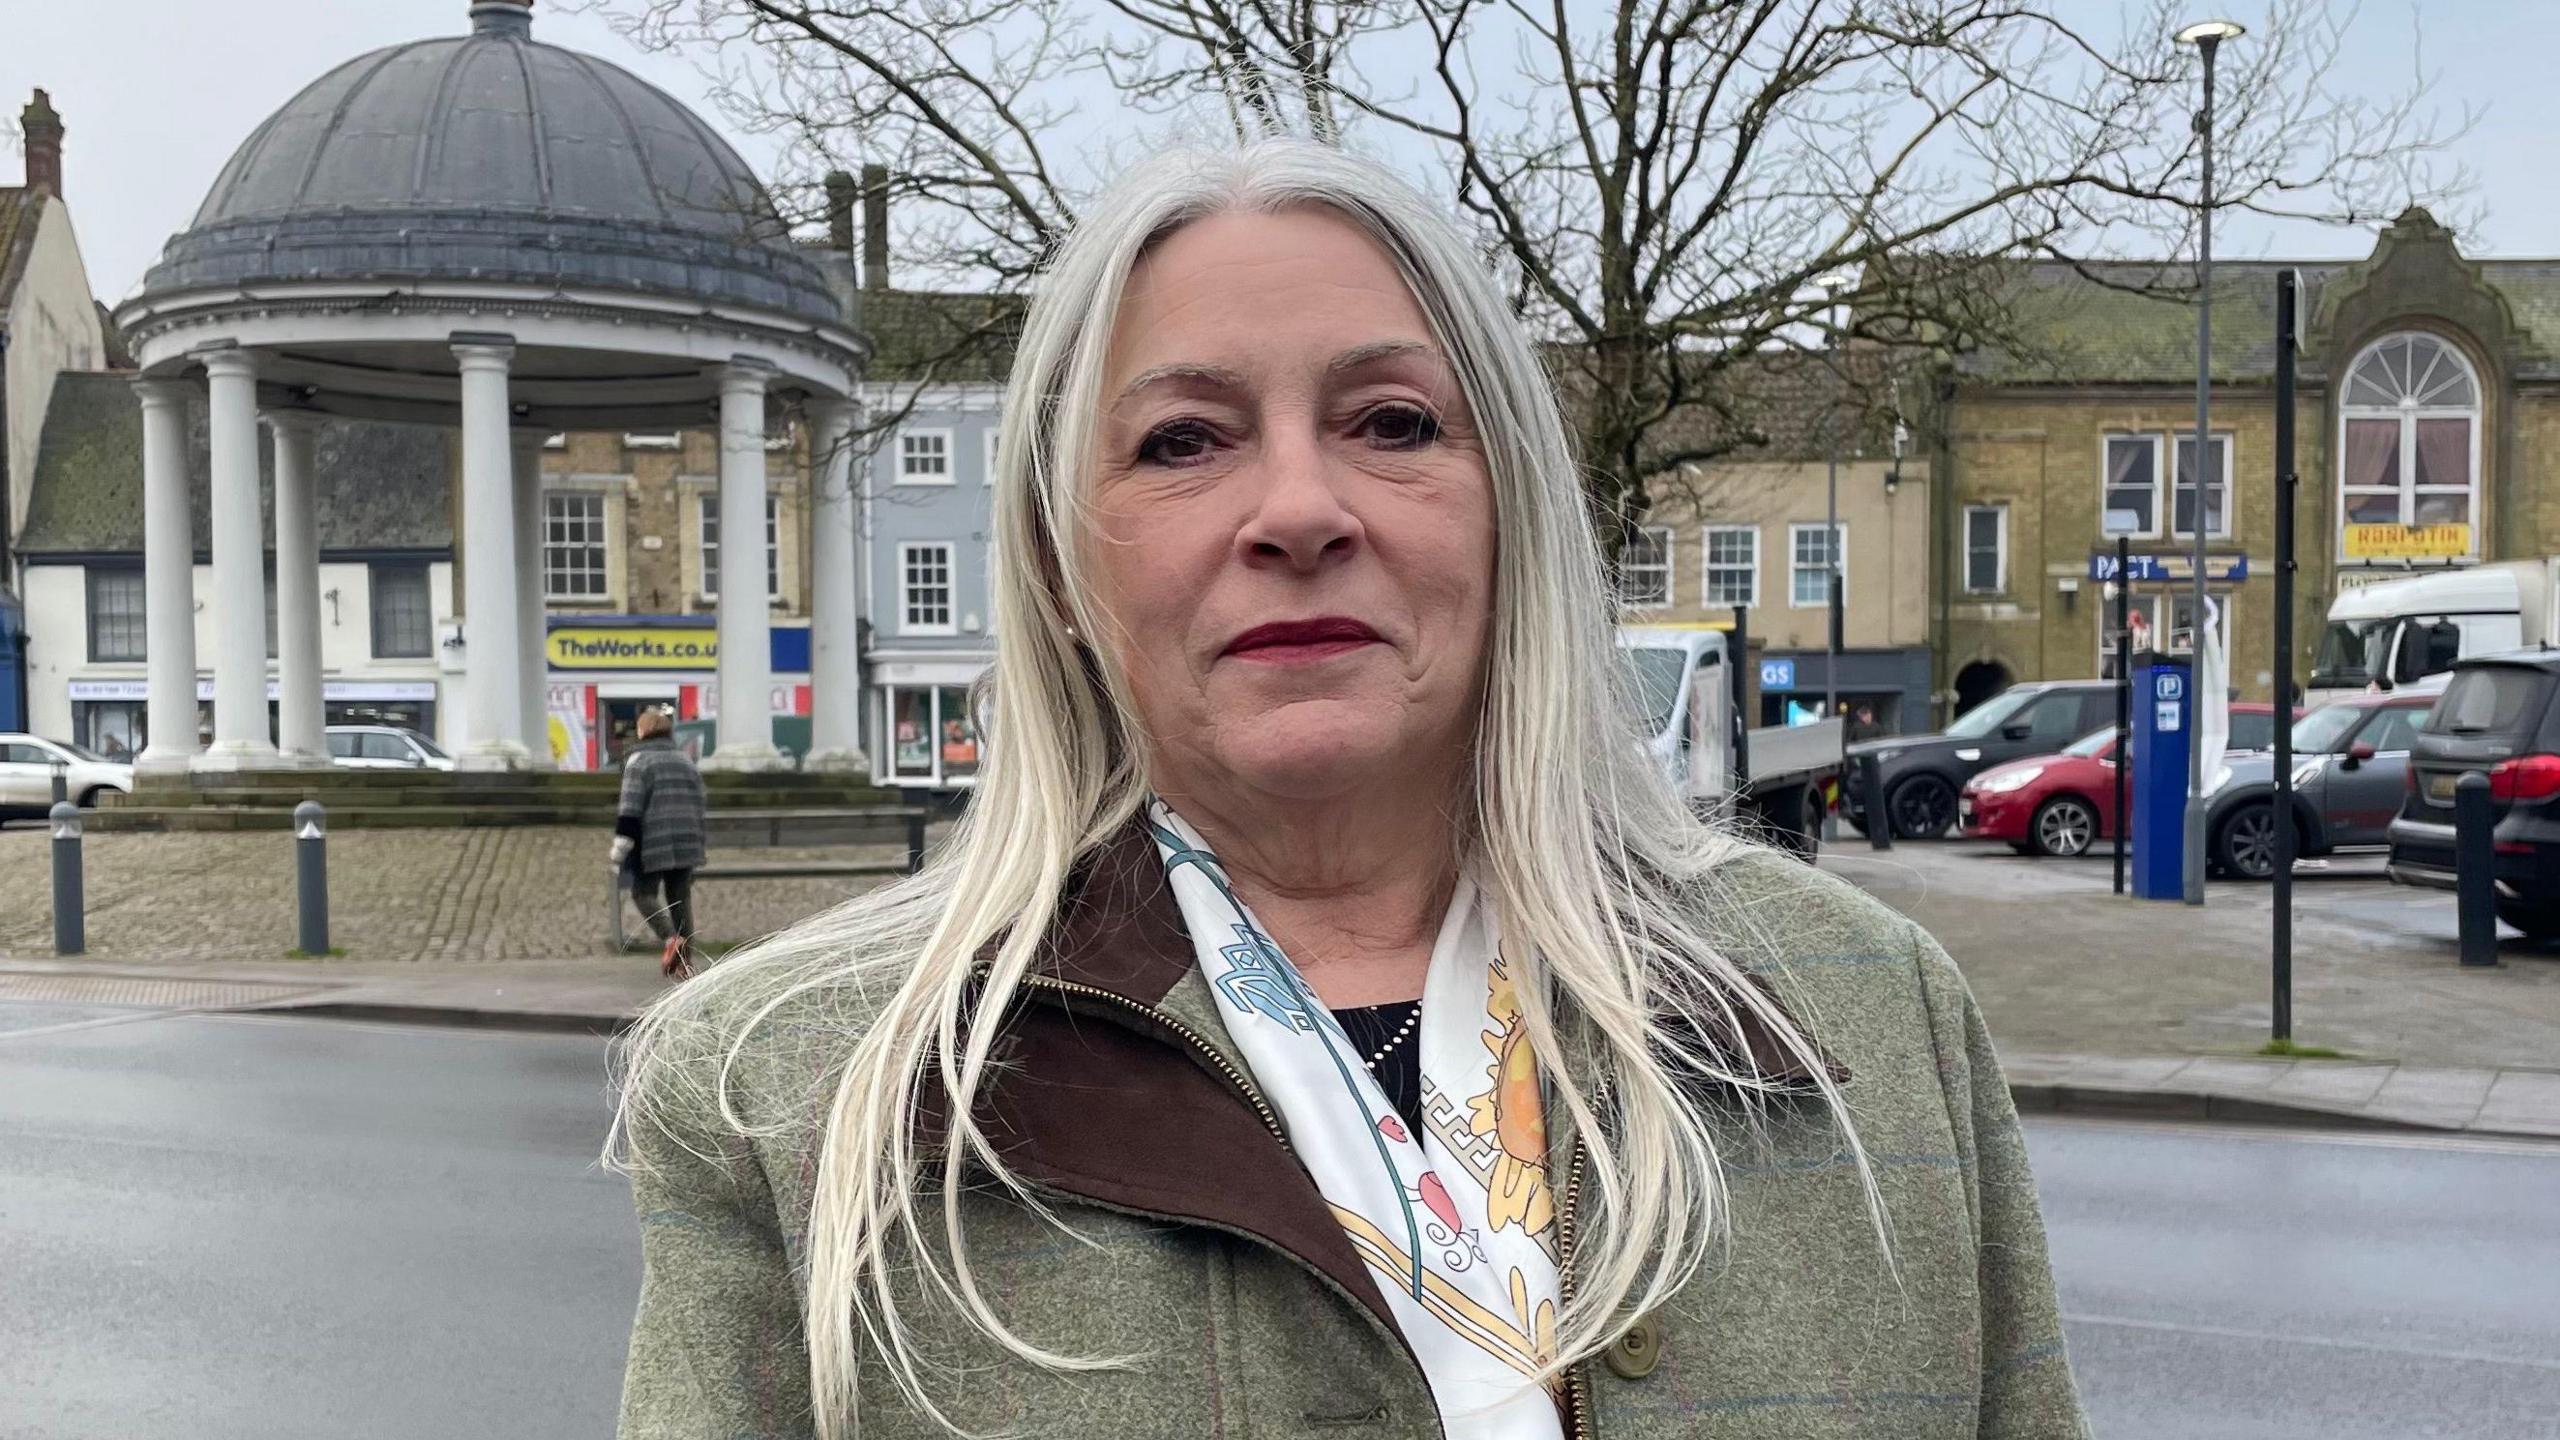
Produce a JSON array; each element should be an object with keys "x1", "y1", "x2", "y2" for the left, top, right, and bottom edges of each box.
[{"x1": 1, "y1": 1001, "x2": 2553, "y2": 1438}]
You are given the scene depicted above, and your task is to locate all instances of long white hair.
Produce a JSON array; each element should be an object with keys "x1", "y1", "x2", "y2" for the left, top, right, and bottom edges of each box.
[{"x1": 614, "y1": 138, "x2": 1873, "y2": 1438}]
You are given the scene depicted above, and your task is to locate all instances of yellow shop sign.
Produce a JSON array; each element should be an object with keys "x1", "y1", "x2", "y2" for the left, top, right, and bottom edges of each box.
[
  {"x1": 2342, "y1": 523, "x2": 2470, "y2": 560},
  {"x1": 546, "y1": 626, "x2": 718, "y2": 670}
]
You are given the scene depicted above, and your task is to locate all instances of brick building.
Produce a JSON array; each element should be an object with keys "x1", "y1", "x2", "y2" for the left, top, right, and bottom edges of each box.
[{"x1": 1939, "y1": 208, "x2": 2560, "y2": 712}]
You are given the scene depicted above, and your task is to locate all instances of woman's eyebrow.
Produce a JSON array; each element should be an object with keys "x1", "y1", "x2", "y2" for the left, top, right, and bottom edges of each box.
[
  {"x1": 1111, "y1": 341, "x2": 1445, "y2": 409},
  {"x1": 1110, "y1": 362, "x2": 1245, "y2": 408},
  {"x1": 1326, "y1": 338, "x2": 1439, "y2": 376}
]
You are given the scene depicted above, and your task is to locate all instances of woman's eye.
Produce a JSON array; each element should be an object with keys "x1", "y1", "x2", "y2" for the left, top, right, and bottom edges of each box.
[
  {"x1": 1136, "y1": 420, "x2": 1218, "y2": 467},
  {"x1": 1360, "y1": 404, "x2": 1441, "y2": 449}
]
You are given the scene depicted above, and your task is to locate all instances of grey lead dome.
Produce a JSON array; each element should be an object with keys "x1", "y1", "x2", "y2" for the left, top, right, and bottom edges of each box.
[{"x1": 140, "y1": 0, "x2": 837, "y2": 326}]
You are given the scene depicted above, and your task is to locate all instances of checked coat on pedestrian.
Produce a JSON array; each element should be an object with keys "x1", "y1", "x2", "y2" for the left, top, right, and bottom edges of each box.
[
  {"x1": 615, "y1": 739, "x2": 708, "y2": 876},
  {"x1": 617, "y1": 831, "x2": 2089, "y2": 1438}
]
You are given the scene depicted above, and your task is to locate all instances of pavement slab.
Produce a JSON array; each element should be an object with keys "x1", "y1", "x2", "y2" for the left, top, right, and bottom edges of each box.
[{"x1": 1823, "y1": 840, "x2": 2560, "y2": 1072}]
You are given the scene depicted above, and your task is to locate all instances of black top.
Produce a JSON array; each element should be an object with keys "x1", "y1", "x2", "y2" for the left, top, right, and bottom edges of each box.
[{"x1": 1330, "y1": 999, "x2": 1425, "y2": 1138}]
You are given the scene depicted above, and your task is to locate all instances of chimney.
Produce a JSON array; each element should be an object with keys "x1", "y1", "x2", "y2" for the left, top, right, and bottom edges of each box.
[
  {"x1": 862, "y1": 163, "x2": 890, "y2": 292},
  {"x1": 824, "y1": 170, "x2": 858, "y2": 253},
  {"x1": 20, "y1": 89, "x2": 63, "y2": 201}
]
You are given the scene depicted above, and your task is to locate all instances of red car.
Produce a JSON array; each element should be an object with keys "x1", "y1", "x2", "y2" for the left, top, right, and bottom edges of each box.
[{"x1": 1960, "y1": 702, "x2": 2285, "y2": 857}]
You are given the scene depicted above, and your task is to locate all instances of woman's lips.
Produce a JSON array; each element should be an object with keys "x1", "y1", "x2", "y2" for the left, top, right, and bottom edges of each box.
[{"x1": 1223, "y1": 617, "x2": 1382, "y2": 663}]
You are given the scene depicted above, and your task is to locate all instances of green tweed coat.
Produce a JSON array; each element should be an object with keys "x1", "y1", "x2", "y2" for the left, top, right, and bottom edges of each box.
[{"x1": 618, "y1": 833, "x2": 2089, "y2": 1438}]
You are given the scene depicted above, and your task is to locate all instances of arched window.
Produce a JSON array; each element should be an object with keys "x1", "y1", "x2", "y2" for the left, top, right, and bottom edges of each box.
[{"x1": 2338, "y1": 332, "x2": 2481, "y2": 559}]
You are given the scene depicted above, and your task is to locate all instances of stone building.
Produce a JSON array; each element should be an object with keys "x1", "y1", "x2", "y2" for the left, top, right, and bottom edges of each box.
[
  {"x1": 1618, "y1": 351, "x2": 1937, "y2": 731},
  {"x1": 1940, "y1": 208, "x2": 2560, "y2": 710}
]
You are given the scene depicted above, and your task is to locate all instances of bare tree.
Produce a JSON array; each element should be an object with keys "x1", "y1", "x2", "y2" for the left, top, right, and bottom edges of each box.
[{"x1": 591, "y1": 0, "x2": 2466, "y2": 543}]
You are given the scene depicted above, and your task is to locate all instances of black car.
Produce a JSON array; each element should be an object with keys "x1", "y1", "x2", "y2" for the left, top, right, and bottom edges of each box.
[
  {"x1": 2387, "y1": 650, "x2": 2560, "y2": 941},
  {"x1": 1846, "y1": 680, "x2": 2116, "y2": 839}
]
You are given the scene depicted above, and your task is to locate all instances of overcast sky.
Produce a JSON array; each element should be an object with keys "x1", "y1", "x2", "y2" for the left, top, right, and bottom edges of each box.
[{"x1": 4, "y1": 0, "x2": 2548, "y2": 304}]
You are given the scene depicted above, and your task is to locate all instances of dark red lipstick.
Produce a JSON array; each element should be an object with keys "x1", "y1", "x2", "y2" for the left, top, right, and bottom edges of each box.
[{"x1": 1222, "y1": 616, "x2": 1382, "y2": 663}]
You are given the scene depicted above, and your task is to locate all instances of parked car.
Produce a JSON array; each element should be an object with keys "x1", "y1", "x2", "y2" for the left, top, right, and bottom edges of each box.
[
  {"x1": 2387, "y1": 650, "x2": 2560, "y2": 941},
  {"x1": 0, "y1": 734, "x2": 137, "y2": 818},
  {"x1": 324, "y1": 725, "x2": 456, "y2": 771},
  {"x1": 2201, "y1": 687, "x2": 2443, "y2": 878},
  {"x1": 1844, "y1": 679, "x2": 2116, "y2": 839},
  {"x1": 1960, "y1": 703, "x2": 2288, "y2": 857}
]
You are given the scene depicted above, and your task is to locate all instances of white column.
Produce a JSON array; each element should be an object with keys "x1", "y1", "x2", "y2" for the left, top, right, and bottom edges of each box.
[
  {"x1": 266, "y1": 410, "x2": 328, "y2": 766},
  {"x1": 706, "y1": 360, "x2": 784, "y2": 770},
  {"x1": 454, "y1": 335, "x2": 530, "y2": 770},
  {"x1": 192, "y1": 349, "x2": 282, "y2": 771},
  {"x1": 803, "y1": 397, "x2": 867, "y2": 770},
  {"x1": 134, "y1": 378, "x2": 201, "y2": 774},
  {"x1": 512, "y1": 429, "x2": 553, "y2": 768}
]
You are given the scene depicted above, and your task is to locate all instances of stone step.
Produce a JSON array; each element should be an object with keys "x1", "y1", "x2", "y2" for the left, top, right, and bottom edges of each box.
[{"x1": 121, "y1": 785, "x2": 880, "y2": 811}]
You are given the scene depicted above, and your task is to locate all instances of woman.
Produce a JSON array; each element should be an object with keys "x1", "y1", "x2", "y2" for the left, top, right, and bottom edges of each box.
[
  {"x1": 615, "y1": 141, "x2": 2086, "y2": 1439},
  {"x1": 613, "y1": 706, "x2": 707, "y2": 979}
]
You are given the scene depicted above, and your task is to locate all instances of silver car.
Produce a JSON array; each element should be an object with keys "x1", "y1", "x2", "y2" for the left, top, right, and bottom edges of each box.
[
  {"x1": 2201, "y1": 690, "x2": 2440, "y2": 878},
  {"x1": 0, "y1": 734, "x2": 136, "y2": 817},
  {"x1": 324, "y1": 725, "x2": 456, "y2": 771}
]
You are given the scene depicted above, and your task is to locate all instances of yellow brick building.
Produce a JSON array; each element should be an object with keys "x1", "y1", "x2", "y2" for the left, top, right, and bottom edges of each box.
[{"x1": 1939, "y1": 208, "x2": 2560, "y2": 713}]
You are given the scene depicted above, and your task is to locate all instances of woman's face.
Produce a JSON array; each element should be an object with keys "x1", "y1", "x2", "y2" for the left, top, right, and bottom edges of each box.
[{"x1": 1085, "y1": 206, "x2": 1496, "y2": 806}]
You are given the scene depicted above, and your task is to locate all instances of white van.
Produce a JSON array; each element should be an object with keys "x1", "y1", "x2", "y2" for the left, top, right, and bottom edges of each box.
[
  {"x1": 2309, "y1": 558, "x2": 2558, "y2": 706},
  {"x1": 1616, "y1": 626, "x2": 1842, "y2": 854}
]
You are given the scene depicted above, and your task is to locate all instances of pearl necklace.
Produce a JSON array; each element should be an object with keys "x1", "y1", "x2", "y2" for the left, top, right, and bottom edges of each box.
[{"x1": 1363, "y1": 1003, "x2": 1422, "y2": 1070}]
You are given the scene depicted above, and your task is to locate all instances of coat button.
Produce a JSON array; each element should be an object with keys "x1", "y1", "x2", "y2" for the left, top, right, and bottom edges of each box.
[{"x1": 1604, "y1": 1314, "x2": 1664, "y2": 1379}]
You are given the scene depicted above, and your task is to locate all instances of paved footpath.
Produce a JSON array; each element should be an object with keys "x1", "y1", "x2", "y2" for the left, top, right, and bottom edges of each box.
[
  {"x1": 1822, "y1": 838, "x2": 2560, "y2": 1137},
  {"x1": 3, "y1": 823, "x2": 2553, "y2": 1139}
]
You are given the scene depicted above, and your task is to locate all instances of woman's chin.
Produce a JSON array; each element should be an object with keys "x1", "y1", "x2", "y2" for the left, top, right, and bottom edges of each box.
[{"x1": 1211, "y1": 720, "x2": 1443, "y2": 804}]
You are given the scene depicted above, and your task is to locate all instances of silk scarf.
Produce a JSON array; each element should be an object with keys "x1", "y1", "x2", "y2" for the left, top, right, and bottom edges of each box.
[{"x1": 1146, "y1": 802, "x2": 1565, "y2": 1439}]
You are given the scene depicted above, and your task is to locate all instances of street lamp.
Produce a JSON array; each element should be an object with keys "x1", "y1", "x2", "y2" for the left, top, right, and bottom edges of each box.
[
  {"x1": 1819, "y1": 270, "x2": 1853, "y2": 725},
  {"x1": 2177, "y1": 17, "x2": 2241, "y2": 907}
]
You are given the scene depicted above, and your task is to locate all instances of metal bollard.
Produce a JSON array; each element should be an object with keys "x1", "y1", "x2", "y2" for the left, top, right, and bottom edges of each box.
[
  {"x1": 1862, "y1": 753, "x2": 1893, "y2": 851},
  {"x1": 2455, "y1": 772, "x2": 2499, "y2": 968},
  {"x1": 905, "y1": 811, "x2": 927, "y2": 875},
  {"x1": 50, "y1": 802, "x2": 84, "y2": 956},
  {"x1": 294, "y1": 800, "x2": 331, "y2": 956},
  {"x1": 50, "y1": 759, "x2": 69, "y2": 807}
]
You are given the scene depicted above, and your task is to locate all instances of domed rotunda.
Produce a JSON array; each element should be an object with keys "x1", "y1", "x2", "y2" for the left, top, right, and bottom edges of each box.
[{"x1": 113, "y1": 0, "x2": 868, "y2": 773}]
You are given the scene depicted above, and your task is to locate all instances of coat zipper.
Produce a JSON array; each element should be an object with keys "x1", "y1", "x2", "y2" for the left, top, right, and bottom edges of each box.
[
  {"x1": 1557, "y1": 1133, "x2": 1594, "y2": 1440},
  {"x1": 1025, "y1": 973, "x2": 1601, "y2": 1437},
  {"x1": 1014, "y1": 975, "x2": 1473, "y2": 1424},
  {"x1": 1015, "y1": 973, "x2": 1291, "y2": 1152}
]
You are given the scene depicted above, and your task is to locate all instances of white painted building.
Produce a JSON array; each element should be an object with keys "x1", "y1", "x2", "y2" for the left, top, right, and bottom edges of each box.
[{"x1": 2, "y1": 86, "x2": 111, "y2": 734}]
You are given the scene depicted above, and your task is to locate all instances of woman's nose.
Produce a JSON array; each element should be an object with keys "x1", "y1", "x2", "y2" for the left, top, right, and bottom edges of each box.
[{"x1": 1235, "y1": 431, "x2": 1363, "y2": 571}]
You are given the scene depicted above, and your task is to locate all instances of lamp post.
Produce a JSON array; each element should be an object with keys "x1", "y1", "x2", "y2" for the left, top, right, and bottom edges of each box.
[
  {"x1": 1820, "y1": 272, "x2": 1852, "y2": 722},
  {"x1": 2177, "y1": 17, "x2": 2243, "y2": 907}
]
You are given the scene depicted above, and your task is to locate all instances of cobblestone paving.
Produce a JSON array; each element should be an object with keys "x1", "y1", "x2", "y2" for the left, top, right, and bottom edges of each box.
[{"x1": 0, "y1": 826, "x2": 899, "y2": 963}]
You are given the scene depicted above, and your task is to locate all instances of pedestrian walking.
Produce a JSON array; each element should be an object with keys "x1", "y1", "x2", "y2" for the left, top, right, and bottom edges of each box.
[
  {"x1": 611, "y1": 707, "x2": 707, "y2": 980},
  {"x1": 612, "y1": 141, "x2": 2084, "y2": 1439}
]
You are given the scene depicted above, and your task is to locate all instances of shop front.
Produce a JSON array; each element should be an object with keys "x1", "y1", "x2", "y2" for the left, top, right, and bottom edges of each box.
[
  {"x1": 542, "y1": 617, "x2": 814, "y2": 769},
  {"x1": 870, "y1": 657, "x2": 989, "y2": 790},
  {"x1": 1755, "y1": 648, "x2": 1934, "y2": 736},
  {"x1": 64, "y1": 678, "x2": 439, "y2": 757}
]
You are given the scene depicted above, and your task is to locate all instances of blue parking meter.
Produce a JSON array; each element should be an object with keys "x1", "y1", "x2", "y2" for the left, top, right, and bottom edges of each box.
[{"x1": 2130, "y1": 660, "x2": 2193, "y2": 901}]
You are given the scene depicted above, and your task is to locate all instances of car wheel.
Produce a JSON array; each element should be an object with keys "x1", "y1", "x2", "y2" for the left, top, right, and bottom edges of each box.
[
  {"x1": 2029, "y1": 796, "x2": 2097, "y2": 858},
  {"x1": 1888, "y1": 774, "x2": 1958, "y2": 840},
  {"x1": 2213, "y1": 801, "x2": 2282, "y2": 880},
  {"x1": 76, "y1": 787, "x2": 103, "y2": 810},
  {"x1": 2495, "y1": 899, "x2": 2560, "y2": 942}
]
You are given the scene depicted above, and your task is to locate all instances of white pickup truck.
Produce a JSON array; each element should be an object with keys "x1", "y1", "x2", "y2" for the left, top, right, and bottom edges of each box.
[
  {"x1": 2312, "y1": 558, "x2": 2558, "y2": 705},
  {"x1": 1617, "y1": 626, "x2": 1844, "y2": 856}
]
